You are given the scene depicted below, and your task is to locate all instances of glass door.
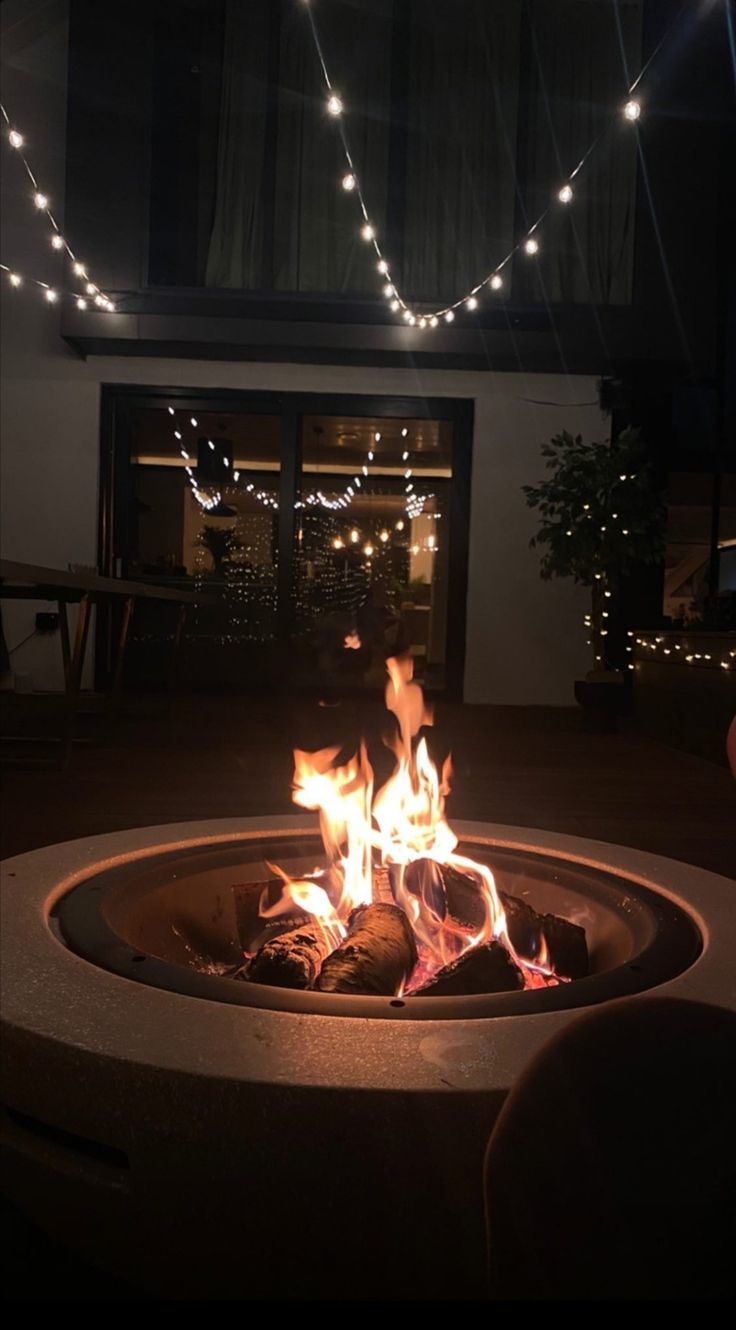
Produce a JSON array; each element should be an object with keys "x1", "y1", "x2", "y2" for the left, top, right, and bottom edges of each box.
[{"x1": 291, "y1": 413, "x2": 454, "y2": 691}]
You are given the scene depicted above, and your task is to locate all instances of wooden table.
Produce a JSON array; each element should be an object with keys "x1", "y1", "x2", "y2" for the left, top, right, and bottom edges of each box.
[{"x1": 0, "y1": 560, "x2": 214, "y2": 765}]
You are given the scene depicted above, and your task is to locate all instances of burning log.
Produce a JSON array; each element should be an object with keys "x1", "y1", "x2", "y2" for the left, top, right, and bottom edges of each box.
[
  {"x1": 437, "y1": 864, "x2": 588, "y2": 979},
  {"x1": 500, "y1": 893, "x2": 588, "y2": 981},
  {"x1": 246, "y1": 922, "x2": 334, "y2": 990},
  {"x1": 315, "y1": 903, "x2": 417, "y2": 996},
  {"x1": 415, "y1": 942, "x2": 524, "y2": 997}
]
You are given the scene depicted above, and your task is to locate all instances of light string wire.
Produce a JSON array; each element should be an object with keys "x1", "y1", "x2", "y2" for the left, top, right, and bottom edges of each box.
[
  {"x1": 634, "y1": 635, "x2": 734, "y2": 674},
  {"x1": 301, "y1": 0, "x2": 690, "y2": 324},
  {"x1": 1, "y1": 101, "x2": 114, "y2": 310}
]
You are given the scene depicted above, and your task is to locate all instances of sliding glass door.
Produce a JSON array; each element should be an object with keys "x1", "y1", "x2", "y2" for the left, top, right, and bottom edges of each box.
[{"x1": 100, "y1": 389, "x2": 472, "y2": 696}]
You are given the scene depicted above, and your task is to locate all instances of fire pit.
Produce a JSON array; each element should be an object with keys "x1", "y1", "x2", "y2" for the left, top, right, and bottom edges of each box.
[{"x1": 1, "y1": 661, "x2": 734, "y2": 1299}]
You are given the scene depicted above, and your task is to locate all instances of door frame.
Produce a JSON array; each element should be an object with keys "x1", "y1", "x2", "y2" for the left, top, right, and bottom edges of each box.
[{"x1": 98, "y1": 384, "x2": 474, "y2": 697}]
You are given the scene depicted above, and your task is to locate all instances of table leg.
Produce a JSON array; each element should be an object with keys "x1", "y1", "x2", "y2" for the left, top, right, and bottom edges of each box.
[
  {"x1": 63, "y1": 594, "x2": 91, "y2": 766},
  {"x1": 58, "y1": 600, "x2": 71, "y2": 690},
  {"x1": 111, "y1": 595, "x2": 135, "y2": 702}
]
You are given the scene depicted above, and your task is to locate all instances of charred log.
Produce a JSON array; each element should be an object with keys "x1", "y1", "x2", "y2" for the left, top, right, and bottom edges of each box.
[
  {"x1": 415, "y1": 941, "x2": 524, "y2": 997},
  {"x1": 246, "y1": 923, "x2": 334, "y2": 990},
  {"x1": 315, "y1": 903, "x2": 417, "y2": 996},
  {"x1": 437, "y1": 863, "x2": 588, "y2": 979},
  {"x1": 500, "y1": 894, "x2": 588, "y2": 980}
]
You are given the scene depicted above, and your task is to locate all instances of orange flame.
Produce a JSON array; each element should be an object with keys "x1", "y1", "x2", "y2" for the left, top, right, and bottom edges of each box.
[{"x1": 260, "y1": 656, "x2": 563, "y2": 991}]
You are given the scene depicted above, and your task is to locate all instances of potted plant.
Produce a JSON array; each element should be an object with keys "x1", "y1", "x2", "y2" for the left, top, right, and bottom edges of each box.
[
  {"x1": 523, "y1": 427, "x2": 665, "y2": 731},
  {"x1": 196, "y1": 523, "x2": 244, "y2": 575}
]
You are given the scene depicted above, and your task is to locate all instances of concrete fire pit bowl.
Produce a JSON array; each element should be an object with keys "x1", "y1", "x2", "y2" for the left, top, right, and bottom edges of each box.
[{"x1": 2, "y1": 818, "x2": 734, "y2": 1299}]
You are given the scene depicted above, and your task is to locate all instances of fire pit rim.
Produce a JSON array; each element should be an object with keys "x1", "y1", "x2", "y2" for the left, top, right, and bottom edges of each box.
[{"x1": 2, "y1": 817, "x2": 734, "y2": 1096}]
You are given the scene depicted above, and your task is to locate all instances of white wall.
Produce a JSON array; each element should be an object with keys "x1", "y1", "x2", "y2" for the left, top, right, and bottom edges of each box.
[{"x1": 1, "y1": 1, "x2": 602, "y2": 704}]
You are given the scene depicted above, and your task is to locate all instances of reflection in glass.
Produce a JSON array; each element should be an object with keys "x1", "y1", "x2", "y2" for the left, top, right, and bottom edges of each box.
[
  {"x1": 130, "y1": 409, "x2": 281, "y2": 646},
  {"x1": 293, "y1": 416, "x2": 452, "y2": 689}
]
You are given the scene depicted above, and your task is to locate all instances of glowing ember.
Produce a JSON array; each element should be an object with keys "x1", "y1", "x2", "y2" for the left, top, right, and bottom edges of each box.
[{"x1": 262, "y1": 656, "x2": 563, "y2": 994}]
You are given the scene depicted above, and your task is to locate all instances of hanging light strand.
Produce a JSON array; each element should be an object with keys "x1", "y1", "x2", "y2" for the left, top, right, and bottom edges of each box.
[
  {"x1": 1, "y1": 102, "x2": 115, "y2": 310},
  {"x1": 301, "y1": 0, "x2": 687, "y2": 323}
]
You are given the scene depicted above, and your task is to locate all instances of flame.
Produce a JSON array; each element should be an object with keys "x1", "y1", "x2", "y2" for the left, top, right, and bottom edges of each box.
[{"x1": 259, "y1": 656, "x2": 565, "y2": 991}]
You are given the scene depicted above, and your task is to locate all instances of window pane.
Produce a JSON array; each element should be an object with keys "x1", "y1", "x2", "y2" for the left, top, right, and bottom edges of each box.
[
  {"x1": 662, "y1": 472, "x2": 713, "y2": 621},
  {"x1": 129, "y1": 408, "x2": 281, "y2": 680},
  {"x1": 293, "y1": 415, "x2": 452, "y2": 689}
]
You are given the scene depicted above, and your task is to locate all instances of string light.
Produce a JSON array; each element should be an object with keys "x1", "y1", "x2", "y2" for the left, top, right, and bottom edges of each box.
[
  {"x1": 326, "y1": 94, "x2": 343, "y2": 116},
  {"x1": 2, "y1": 101, "x2": 114, "y2": 310},
  {"x1": 8, "y1": 272, "x2": 21, "y2": 287},
  {"x1": 490, "y1": 273, "x2": 503, "y2": 290},
  {"x1": 465, "y1": 296, "x2": 478, "y2": 311},
  {"x1": 302, "y1": 2, "x2": 676, "y2": 325}
]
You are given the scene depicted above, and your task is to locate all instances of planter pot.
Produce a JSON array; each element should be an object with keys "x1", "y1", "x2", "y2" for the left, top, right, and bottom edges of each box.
[{"x1": 574, "y1": 675, "x2": 627, "y2": 734}]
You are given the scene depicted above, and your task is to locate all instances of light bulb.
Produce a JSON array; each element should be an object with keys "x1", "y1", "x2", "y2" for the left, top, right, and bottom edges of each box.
[
  {"x1": 327, "y1": 94, "x2": 343, "y2": 116},
  {"x1": 174, "y1": 431, "x2": 182, "y2": 440},
  {"x1": 396, "y1": 520, "x2": 404, "y2": 531},
  {"x1": 418, "y1": 317, "x2": 426, "y2": 328},
  {"x1": 383, "y1": 284, "x2": 394, "y2": 297},
  {"x1": 333, "y1": 537, "x2": 344, "y2": 550},
  {"x1": 623, "y1": 99, "x2": 641, "y2": 121},
  {"x1": 390, "y1": 299, "x2": 399, "y2": 311},
  {"x1": 9, "y1": 129, "x2": 24, "y2": 149},
  {"x1": 86, "y1": 282, "x2": 96, "y2": 295},
  {"x1": 405, "y1": 469, "x2": 412, "y2": 478},
  {"x1": 208, "y1": 439, "x2": 215, "y2": 451},
  {"x1": 374, "y1": 431, "x2": 381, "y2": 442},
  {"x1": 168, "y1": 407, "x2": 175, "y2": 415},
  {"x1": 430, "y1": 315, "x2": 438, "y2": 327},
  {"x1": 558, "y1": 184, "x2": 573, "y2": 204},
  {"x1": 364, "y1": 543, "x2": 374, "y2": 557},
  {"x1": 444, "y1": 310, "x2": 454, "y2": 323},
  {"x1": 45, "y1": 288, "x2": 57, "y2": 302},
  {"x1": 368, "y1": 451, "x2": 373, "y2": 461},
  {"x1": 233, "y1": 470, "x2": 240, "y2": 481},
  {"x1": 490, "y1": 273, "x2": 503, "y2": 290},
  {"x1": 9, "y1": 273, "x2": 22, "y2": 287},
  {"x1": 380, "y1": 530, "x2": 389, "y2": 542},
  {"x1": 223, "y1": 457, "x2": 230, "y2": 467},
  {"x1": 361, "y1": 223, "x2": 374, "y2": 241},
  {"x1": 409, "y1": 315, "x2": 416, "y2": 325},
  {"x1": 402, "y1": 450, "x2": 409, "y2": 461},
  {"x1": 94, "y1": 293, "x2": 105, "y2": 306},
  {"x1": 51, "y1": 234, "x2": 64, "y2": 250},
  {"x1": 376, "y1": 259, "x2": 388, "y2": 274},
  {"x1": 466, "y1": 296, "x2": 478, "y2": 310},
  {"x1": 73, "y1": 262, "x2": 86, "y2": 277},
  {"x1": 33, "y1": 192, "x2": 48, "y2": 210},
  {"x1": 76, "y1": 297, "x2": 87, "y2": 309},
  {"x1": 411, "y1": 544, "x2": 419, "y2": 555},
  {"x1": 191, "y1": 417, "x2": 198, "y2": 427},
  {"x1": 342, "y1": 173, "x2": 356, "y2": 191},
  {"x1": 619, "y1": 473, "x2": 627, "y2": 481},
  {"x1": 401, "y1": 427, "x2": 408, "y2": 437},
  {"x1": 566, "y1": 529, "x2": 573, "y2": 536},
  {"x1": 350, "y1": 529, "x2": 359, "y2": 543},
  {"x1": 406, "y1": 483, "x2": 413, "y2": 492},
  {"x1": 524, "y1": 236, "x2": 539, "y2": 255}
]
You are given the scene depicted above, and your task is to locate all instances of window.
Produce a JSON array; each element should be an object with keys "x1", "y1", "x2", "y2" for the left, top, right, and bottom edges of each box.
[{"x1": 148, "y1": 0, "x2": 641, "y2": 306}]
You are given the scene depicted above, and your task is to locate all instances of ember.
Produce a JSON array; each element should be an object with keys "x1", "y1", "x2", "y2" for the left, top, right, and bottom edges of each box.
[{"x1": 241, "y1": 656, "x2": 588, "y2": 996}]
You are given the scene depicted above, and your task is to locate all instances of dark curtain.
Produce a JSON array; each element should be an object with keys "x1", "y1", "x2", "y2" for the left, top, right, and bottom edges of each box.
[
  {"x1": 205, "y1": 1, "x2": 271, "y2": 289},
  {"x1": 517, "y1": 0, "x2": 642, "y2": 305},
  {"x1": 205, "y1": 0, "x2": 641, "y2": 305},
  {"x1": 207, "y1": 0, "x2": 393, "y2": 293},
  {"x1": 402, "y1": 1, "x2": 522, "y2": 305}
]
